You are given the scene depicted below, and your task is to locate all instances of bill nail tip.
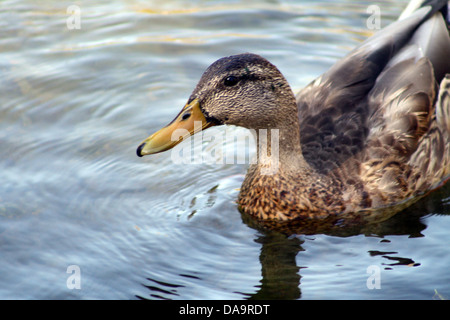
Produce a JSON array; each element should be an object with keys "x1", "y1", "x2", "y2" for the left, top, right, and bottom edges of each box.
[{"x1": 136, "y1": 143, "x2": 145, "y2": 157}]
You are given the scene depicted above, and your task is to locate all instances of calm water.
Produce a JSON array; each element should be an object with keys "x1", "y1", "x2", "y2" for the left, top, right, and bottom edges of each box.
[{"x1": 1, "y1": 0, "x2": 449, "y2": 300}]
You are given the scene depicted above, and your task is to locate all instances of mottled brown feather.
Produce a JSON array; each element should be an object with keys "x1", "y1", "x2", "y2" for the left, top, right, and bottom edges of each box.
[{"x1": 240, "y1": 1, "x2": 450, "y2": 222}]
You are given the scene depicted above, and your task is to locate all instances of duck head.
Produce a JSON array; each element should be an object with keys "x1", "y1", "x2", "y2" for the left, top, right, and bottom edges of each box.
[{"x1": 137, "y1": 53, "x2": 297, "y2": 157}]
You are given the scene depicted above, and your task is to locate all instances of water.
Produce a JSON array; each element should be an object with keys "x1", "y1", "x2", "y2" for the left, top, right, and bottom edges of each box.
[{"x1": 0, "y1": 0, "x2": 449, "y2": 300}]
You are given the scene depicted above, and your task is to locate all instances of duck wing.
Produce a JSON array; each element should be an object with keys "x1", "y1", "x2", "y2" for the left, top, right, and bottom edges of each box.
[{"x1": 296, "y1": 0, "x2": 450, "y2": 180}]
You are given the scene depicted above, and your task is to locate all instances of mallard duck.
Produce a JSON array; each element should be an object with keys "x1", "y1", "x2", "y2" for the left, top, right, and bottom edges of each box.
[{"x1": 137, "y1": 0, "x2": 450, "y2": 223}]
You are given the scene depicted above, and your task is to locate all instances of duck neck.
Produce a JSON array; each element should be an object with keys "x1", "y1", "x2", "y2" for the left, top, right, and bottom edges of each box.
[{"x1": 253, "y1": 109, "x2": 309, "y2": 176}]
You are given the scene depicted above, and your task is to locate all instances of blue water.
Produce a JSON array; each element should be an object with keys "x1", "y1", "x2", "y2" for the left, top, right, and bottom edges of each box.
[{"x1": 0, "y1": 0, "x2": 449, "y2": 300}]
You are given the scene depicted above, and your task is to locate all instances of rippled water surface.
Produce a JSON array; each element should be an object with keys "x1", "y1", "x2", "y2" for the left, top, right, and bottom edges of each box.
[{"x1": 1, "y1": 0, "x2": 449, "y2": 300}]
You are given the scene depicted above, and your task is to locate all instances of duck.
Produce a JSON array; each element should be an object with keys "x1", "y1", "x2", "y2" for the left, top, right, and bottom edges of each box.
[{"x1": 137, "y1": 0, "x2": 450, "y2": 225}]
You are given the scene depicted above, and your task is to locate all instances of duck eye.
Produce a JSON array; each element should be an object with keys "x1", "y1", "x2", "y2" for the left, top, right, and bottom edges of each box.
[
  {"x1": 224, "y1": 75, "x2": 239, "y2": 86},
  {"x1": 181, "y1": 112, "x2": 191, "y2": 120}
]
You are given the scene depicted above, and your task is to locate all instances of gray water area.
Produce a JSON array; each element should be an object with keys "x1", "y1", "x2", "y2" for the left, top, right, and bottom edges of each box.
[{"x1": 0, "y1": 0, "x2": 449, "y2": 300}]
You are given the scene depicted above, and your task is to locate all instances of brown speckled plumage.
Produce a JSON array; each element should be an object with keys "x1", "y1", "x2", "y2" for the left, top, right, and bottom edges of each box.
[
  {"x1": 236, "y1": 1, "x2": 450, "y2": 222},
  {"x1": 138, "y1": 0, "x2": 450, "y2": 226}
]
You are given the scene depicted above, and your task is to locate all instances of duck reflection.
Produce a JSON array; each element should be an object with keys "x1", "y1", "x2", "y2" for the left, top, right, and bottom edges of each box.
[
  {"x1": 240, "y1": 185, "x2": 448, "y2": 299},
  {"x1": 246, "y1": 231, "x2": 303, "y2": 300},
  {"x1": 137, "y1": 184, "x2": 448, "y2": 300}
]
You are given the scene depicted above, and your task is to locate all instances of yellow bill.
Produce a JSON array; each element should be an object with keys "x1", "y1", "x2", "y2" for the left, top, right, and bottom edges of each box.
[{"x1": 137, "y1": 99, "x2": 213, "y2": 157}]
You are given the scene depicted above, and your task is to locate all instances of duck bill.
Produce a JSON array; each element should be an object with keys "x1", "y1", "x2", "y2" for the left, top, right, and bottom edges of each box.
[{"x1": 137, "y1": 99, "x2": 213, "y2": 157}]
